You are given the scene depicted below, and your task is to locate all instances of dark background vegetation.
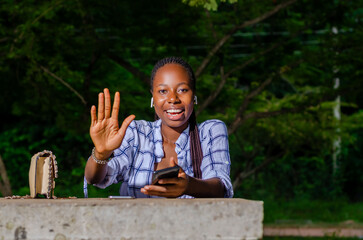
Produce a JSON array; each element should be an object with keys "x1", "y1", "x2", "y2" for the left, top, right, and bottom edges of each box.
[{"x1": 0, "y1": 0, "x2": 362, "y2": 223}]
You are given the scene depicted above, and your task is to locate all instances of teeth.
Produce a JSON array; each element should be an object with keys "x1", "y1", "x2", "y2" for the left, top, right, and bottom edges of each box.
[{"x1": 166, "y1": 109, "x2": 182, "y2": 114}]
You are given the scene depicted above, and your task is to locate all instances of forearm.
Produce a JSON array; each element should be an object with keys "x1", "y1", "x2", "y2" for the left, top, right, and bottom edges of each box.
[
  {"x1": 84, "y1": 150, "x2": 112, "y2": 184},
  {"x1": 185, "y1": 177, "x2": 225, "y2": 198}
]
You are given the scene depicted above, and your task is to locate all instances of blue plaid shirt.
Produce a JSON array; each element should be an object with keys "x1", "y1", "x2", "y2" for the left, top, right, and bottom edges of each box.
[{"x1": 90, "y1": 119, "x2": 233, "y2": 198}]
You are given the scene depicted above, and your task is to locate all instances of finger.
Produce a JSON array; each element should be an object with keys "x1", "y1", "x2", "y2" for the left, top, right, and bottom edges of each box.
[
  {"x1": 142, "y1": 185, "x2": 181, "y2": 198},
  {"x1": 178, "y1": 166, "x2": 186, "y2": 175},
  {"x1": 104, "y1": 88, "x2": 111, "y2": 118},
  {"x1": 118, "y1": 115, "x2": 136, "y2": 137},
  {"x1": 142, "y1": 190, "x2": 169, "y2": 197},
  {"x1": 142, "y1": 190, "x2": 171, "y2": 197},
  {"x1": 178, "y1": 171, "x2": 187, "y2": 179},
  {"x1": 158, "y1": 177, "x2": 179, "y2": 185},
  {"x1": 169, "y1": 157, "x2": 176, "y2": 167},
  {"x1": 143, "y1": 187, "x2": 179, "y2": 198},
  {"x1": 141, "y1": 188, "x2": 150, "y2": 195},
  {"x1": 97, "y1": 92, "x2": 105, "y2": 121},
  {"x1": 90, "y1": 105, "x2": 97, "y2": 126},
  {"x1": 111, "y1": 92, "x2": 120, "y2": 120},
  {"x1": 142, "y1": 185, "x2": 168, "y2": 193}
]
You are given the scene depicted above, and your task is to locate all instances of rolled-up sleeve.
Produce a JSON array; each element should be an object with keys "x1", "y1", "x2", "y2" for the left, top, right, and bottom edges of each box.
[
  {"x1": 201, "y1": 121, "x2": 233, "y2": 198},
  {"x1": 93, "y1": 121, "x2": 136, "y2": 189}
]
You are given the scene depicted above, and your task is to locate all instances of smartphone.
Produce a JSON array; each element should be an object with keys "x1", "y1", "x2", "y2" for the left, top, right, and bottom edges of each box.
[
  {"x1": 108, "y1": 196, "x2": 134, "y2": 199},
  {"x1": 151, "y1": 166, "x2": 180, "y2": 185}
]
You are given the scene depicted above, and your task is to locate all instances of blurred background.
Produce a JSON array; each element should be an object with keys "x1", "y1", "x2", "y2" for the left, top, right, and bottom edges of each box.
[{"x1": 0, "y1": 0, "x2": 362, "y2": 231}]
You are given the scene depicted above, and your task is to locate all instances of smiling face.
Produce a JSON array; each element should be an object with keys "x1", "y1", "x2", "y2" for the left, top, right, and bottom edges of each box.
[{"x1": 152, "y1": 63, "x2": 194, "y2": 132}]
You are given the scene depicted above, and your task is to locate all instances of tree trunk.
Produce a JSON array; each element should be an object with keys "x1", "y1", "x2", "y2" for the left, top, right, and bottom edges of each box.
[
  {"x1": 0, "y1": 155, "x2": 12, "y2": 197},
  {"x1": 332, "y1": 75, "x2": 341, "y2": 175},
  {"x1": 332, "y1": 26, "x2": 341, "y2": 176}
]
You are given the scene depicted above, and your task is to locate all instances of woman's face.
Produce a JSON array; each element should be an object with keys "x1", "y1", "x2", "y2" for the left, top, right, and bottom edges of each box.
[{"x1": 152, "y1": 63, "x2": 194, "y2": 131}]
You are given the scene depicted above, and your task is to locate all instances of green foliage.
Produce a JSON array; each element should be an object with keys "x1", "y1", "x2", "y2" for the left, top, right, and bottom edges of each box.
[
  {"x1": 0, "y1": 0, "x2": 362, "y2": 206},
  {"x1": 264, "y1": 199, "x2": 363, "y2": 223},
  {"x1": 0, "y1": 121, "x2": 91, "y2": 197},
  {"x1": 183, "y1": 0, "x2": 238, "y2": 11}
]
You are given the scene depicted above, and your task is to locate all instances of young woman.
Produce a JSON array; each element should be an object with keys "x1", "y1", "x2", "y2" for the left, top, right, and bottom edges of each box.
[{"x1": 85, "y1": 57, "x2": 233, "y2": 198}]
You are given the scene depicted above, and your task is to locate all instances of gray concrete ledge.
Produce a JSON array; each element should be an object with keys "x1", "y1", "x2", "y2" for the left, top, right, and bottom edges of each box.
[{"x1": 0, "y1": 198, "x2": 263, "y2": 240}]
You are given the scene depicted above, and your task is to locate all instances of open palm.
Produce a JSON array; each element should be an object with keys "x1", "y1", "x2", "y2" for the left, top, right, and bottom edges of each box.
[{"x1": 90, "y1": 88, "x2": 135, "y2": 158}]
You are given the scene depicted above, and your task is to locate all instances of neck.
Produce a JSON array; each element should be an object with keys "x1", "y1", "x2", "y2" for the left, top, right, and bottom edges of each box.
[{"x1": 161, "y1": 122, "x2": 188, "y2": 144}]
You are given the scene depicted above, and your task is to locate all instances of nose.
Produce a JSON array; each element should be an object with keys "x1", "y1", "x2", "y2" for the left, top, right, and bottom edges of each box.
[{"x1": 168, "y1": 91, "x2": 180, "y2": 104}]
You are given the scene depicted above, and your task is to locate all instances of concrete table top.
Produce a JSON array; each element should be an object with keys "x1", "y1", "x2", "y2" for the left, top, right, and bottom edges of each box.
[{"x1": 0, "y1": 198, "x2": 263, "y2": 240}]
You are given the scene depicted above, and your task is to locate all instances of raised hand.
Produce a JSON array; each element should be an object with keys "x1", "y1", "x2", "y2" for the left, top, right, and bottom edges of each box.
[{"x1": 90, "y1": 88, "x2": 135, "y2": 159}]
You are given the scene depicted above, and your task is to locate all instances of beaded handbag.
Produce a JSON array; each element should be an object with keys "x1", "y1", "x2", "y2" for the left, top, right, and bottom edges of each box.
[{"x1": 28, "y1": 150, "x2": 58, "y2": 198}]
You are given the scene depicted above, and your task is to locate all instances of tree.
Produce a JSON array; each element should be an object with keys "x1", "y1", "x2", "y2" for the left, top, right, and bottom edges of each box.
[{"x1": 0, "y1": 0, "x2": 362, "y2": 200}]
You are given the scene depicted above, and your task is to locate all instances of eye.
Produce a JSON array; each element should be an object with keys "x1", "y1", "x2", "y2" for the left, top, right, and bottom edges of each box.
[
  {"x1": 158, "y1": 89, "x2": 167, "y2": 94},
  {"x1": 178, "y1": 88, "x2": 188, "y2": 93}
]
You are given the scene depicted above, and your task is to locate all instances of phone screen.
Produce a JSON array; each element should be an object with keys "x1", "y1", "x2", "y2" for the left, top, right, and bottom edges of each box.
[{"x1": 151, "y1": 166, "x2": 180, "y2": 185}]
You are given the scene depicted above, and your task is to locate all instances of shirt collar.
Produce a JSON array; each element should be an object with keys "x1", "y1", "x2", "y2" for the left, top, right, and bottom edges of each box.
[
  {"x1": 175, "y1": 124, "x2": 190, "y2": 151},
  {"x1": 153, "y1": 119, "x2": 191, "y2": 160}
]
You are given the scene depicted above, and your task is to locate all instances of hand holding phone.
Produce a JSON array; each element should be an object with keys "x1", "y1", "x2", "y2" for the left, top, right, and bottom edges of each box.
[
  {"x1": 151, "y1": 166, "x2": 180, "y2": 185},
  {"x1": 141, "y1": 157, "x2": 189, "y2": 198}
]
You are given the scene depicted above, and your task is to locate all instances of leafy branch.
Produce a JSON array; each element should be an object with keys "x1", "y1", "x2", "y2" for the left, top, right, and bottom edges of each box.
[
  {"x1": 196, "y1": 37, "x2": 289, "y2": 115},
  {"x1": 40, "y1": 65, "x2": 87, "y2": 106},
  {"x1": 232, "y1": 151, "x2": 285, "y2": 190},
  {"x1": 107, "y1": 52, "x2": 150, "y2": 87},
  {"x1": 227, "y1": 60, "x2": 304, "y2": 135},
  {"x1": 195, "y1": 0, "x2": 297, "y2": 77}
]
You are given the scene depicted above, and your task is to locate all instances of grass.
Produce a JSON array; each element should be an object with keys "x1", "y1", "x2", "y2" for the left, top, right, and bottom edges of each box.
[{"x1": 263, "y1": 199, "x2": 363, "y2": 224}]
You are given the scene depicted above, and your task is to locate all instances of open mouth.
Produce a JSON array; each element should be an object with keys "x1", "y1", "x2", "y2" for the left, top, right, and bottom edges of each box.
[{"x1": 165, "y1": 108, "x2": 185, "y2": 120}]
